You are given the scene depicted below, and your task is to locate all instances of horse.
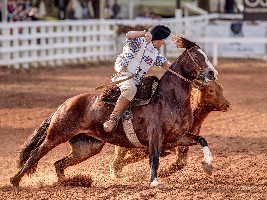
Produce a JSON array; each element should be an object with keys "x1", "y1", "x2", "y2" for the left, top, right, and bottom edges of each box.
[
  {"x1": 109, "y1": 80, "x2": 231, "y2": 178},
  {"x1": 10, "y1": 36, "x2": 218, "y2": 189}
]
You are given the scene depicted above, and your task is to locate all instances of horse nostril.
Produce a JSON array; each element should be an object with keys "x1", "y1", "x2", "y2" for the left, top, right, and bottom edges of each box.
[
  {"x1": 226, "y1": 102, "x2": 232, "y2": 110},
  {"x1": 209, "y1": 71, "x2": 214, "y2": 76}
]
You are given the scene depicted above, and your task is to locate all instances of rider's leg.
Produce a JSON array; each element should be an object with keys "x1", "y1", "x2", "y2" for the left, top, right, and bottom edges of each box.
[{"x1": 103, "y1": 79, "x2": 137, "y2": 132}]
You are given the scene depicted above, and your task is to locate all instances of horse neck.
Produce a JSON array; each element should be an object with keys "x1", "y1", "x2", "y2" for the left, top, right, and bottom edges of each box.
[
  {"x1": 157, "y1": 58, "x2": 192, "y2": 103},
  {"x1": 191, "y1": 103, "x2": 211, "y2": 132}
]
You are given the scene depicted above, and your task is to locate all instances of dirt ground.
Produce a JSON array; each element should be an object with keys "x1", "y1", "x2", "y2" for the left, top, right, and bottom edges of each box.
[{"x1": 0, "y1": 59, "x2": 266, "y2": 200}]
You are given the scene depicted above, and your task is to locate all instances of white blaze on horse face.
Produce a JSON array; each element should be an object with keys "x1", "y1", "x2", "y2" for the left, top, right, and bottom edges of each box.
[
  {"x1": 197, "y1": 49, "x2": 218, "y2": 77},
  {"x1": 202, "y1": 146, "x2": 212, "y2": 165}
]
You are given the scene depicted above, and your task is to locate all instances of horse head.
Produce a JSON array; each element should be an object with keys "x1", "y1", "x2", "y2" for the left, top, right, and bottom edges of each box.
[{"x1": 172, "y1": 36, "x2": 218, "y2": 84}]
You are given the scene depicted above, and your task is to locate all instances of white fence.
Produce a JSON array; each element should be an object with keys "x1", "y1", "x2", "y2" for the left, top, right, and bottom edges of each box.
[
  {"x1": 0, "y1": 14, "x2": 266, "y2": 68},
  {"x1": 0, "y1": 20, "x2": 116, "y2": 68},
  {"x1": 197, "y1": 37, "x2": 267, "y2": 66}
]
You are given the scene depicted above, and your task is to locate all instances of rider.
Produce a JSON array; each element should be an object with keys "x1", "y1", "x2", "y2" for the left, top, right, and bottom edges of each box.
[{"x1": 103, "y1": 25, "x2": 172, "y2": 132}]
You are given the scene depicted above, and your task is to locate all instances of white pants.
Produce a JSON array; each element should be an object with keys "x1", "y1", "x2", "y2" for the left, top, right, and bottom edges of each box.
[
  {"x1": 117, "y1": 78, "x2": 137, "y2": 101},
  {"x1": 112, "y1": 72, "x2": 137, "y2": 101}
]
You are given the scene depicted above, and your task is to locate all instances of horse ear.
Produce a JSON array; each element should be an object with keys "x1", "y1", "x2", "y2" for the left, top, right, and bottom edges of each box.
[{"x1": 172, "y1": 35, "x2": 199, "y2": 49}]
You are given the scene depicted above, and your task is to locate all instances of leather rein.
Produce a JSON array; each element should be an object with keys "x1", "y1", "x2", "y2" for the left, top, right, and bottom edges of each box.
[{"x1": 167, "y1": 48, "x2": 203, "y2": 89}]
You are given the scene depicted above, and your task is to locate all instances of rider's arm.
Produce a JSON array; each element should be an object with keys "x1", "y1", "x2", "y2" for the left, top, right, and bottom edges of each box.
[
  {"x1": 126, "y1": 30, "x2": 152, "y2": 43},
  {"x1": 126, "y1": 30, "x2": 146, "y2": 39}
]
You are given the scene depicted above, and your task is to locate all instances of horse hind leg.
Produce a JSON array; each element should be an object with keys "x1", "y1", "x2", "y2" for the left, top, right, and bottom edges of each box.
[
  {"x1": 109, "y1": 146, "x2": 128, "y2": 179},
  {"x1": 10, "y1": 139, "x2": 58, "y2": 189},
  {"x1": 54, "y1": 133, "x2": 104, "y2": 182},
  {"x1": 110, "y1": 146, "x2": 147, "y2": 179}
]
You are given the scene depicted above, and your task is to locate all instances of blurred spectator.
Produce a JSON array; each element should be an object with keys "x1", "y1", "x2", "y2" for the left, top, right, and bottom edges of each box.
[
  {"x1": 5, "y1": 0, "x2": 34, "y2": 22},
  {"x1": 55, "y1": 0, "x2": 68, "y2": 20},
  {"x1": 81, "y1": 1, "x2": 89, "y2": 19},
  {"x1": 27, "y1": 7, "x2": 40, "y2": 21},
  {"x1": 24, "y1": 0, "x2": 31, "y2": 10},
  {"x1": 0, "y1": 2, "x2": 2, "y2": 21},
  {"x1": 92, "y1": 0, "x2": 100, "y2": 18},
  {"x1": 87, "y1": 0, "x2": 95, "y2": 18},
  {"x1": 137, "y1": 8, "x2": 161, "y2": 20},
  {"x1": 88, "y1": 0, "x2": 95, "y2": 18},
  {"x1": 104, "y1": 0, "x2": 112, "y2": 19},
  {"x1": 224, "y1": 0, "x2": 235, "y2": 14},
  {"x1": 66, "y1": 1, "x2": 76, "y2": 19},
  {"x1": 112, "y1": 0, "x2": 121, "y2": 19}
]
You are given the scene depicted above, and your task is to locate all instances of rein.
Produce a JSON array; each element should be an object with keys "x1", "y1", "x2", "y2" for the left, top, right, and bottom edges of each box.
[
  {"x1": 167, "y1": 68, "x2": 199, "y2": 89},
  {"x1": 167, "y1": 48, "x2": 203, "y2": 89}
]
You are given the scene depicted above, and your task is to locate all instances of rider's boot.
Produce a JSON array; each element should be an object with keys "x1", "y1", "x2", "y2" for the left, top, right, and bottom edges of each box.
[{"x1": 103, "y1": 95, "x2": 130, "y2": 132}]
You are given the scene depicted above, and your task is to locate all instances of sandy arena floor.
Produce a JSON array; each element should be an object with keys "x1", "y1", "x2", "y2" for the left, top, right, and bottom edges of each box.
[{"x1": 0, "y1": 59, "x2": 266, "y2": 199}]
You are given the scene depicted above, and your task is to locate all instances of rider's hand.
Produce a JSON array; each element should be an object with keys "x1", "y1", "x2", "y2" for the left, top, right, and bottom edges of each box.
[{"x1": 144, "y1": 31, "x2": 152, "y2": 43}]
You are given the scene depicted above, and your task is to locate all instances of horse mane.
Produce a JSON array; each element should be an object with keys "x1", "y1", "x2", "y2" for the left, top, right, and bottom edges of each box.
[{"x1": 172, "y1": 35, "x2": 199, "y2": 49}]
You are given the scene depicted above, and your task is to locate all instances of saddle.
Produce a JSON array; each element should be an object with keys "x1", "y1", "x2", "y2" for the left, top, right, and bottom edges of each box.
[
  {"x1": 99, "y1": 76, "x2": 159, "y2": 107},
  {"x1": 99, "y1": 76, "x2": 159, "y2": 147}
]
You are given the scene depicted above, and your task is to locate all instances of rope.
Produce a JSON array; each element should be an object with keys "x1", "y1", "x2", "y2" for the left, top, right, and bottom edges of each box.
[
  {"x1": 167, "y1": 68, "x2": 199, "y2": 89},
  {"x1": 95, "y1": 42, "x2": 148, "y2": 90}
]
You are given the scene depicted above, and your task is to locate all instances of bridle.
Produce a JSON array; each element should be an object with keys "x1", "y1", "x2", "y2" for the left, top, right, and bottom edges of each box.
[{"x1": 167, "y1": 47, "x2": 204, "y2": 89}]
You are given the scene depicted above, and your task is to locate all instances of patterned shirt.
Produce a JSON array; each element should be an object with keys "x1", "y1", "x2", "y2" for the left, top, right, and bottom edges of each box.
[{"x1": 114, "y1": 37, "x2": 167, "y2": 83}]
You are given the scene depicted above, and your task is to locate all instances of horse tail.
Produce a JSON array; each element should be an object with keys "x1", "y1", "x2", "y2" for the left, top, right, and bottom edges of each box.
[{"x1": 17, "y1": 113, "x2": 54, "y2": 173}]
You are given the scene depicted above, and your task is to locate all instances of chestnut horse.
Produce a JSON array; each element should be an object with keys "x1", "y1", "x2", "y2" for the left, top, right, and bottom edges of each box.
[
  {"x1": 11, "y1": 37, "x2": 218, "y2": 188},
  {"x1": 110, "y1": 80, "x2": 231, "y2": 178}
]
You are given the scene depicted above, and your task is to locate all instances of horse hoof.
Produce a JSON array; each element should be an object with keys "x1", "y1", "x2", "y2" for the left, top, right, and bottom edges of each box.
[
  {"x1": 10, "y1": 177, "x2": 20, "y2": 191},
  {"x1": 110, "y1": 172, "x2": 119, "y2": 179},
  {"x1": 202, "y1": 162, "x2": 213, "y2": 175},
  {"x1": 57, "y1": 176, "x2": 67, "y2": 183},
  {"x1": 149, "y1": 179, "x2": 160, "y2": 187}
]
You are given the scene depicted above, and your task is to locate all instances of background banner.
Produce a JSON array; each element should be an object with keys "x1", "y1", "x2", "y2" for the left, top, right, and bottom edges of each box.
[{"x1": 244, "y1": 0, "x2": 267, "y2": 20}]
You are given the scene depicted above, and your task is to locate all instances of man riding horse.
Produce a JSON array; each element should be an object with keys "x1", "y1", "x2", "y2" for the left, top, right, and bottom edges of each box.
[
  {"x1": 11, "y1": 28, "x2": 219, "y2": 188},
  {"x1": 104, "y1": 25, "x2": 172, "y2": 132}
]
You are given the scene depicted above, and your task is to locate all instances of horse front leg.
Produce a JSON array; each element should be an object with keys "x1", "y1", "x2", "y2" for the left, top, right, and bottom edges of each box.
[
  {"x1": 175, "y1": 133, "x2": 213, "y2": 175},
  {"x1": 159, "y1": 133, "x2": 212, "y2": 177},
  {"x1": 197, "y1": 135, "x2": 213, "y2": 175},
  {"x1": 149, "y1": 151, "x2": 160, "y2": 187},
  {"x1": 148, "y1": 128, "x2": 163, "y2": 187}
]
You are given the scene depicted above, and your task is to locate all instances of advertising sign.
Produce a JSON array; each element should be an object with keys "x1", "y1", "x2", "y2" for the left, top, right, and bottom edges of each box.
[{"x1": 244, "y1": 0, "x2": 267, "y2": 20}]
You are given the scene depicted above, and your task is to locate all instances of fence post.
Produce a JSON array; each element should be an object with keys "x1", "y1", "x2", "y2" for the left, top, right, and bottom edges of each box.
[
  {"x1": 212, "y1": 42, "x2": 218, "y2": 66},
  {"x1": 1, "y1": 24, "x2": 10, "y2": 67}
]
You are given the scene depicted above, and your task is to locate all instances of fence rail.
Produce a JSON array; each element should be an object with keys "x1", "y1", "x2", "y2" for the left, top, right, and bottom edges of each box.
[
  {"x1": 0, "y1": 14, "x2": 266, "y2": 68},
  {"x1": 0, "y1": 20, "x2": 116, "y2": 68}
]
